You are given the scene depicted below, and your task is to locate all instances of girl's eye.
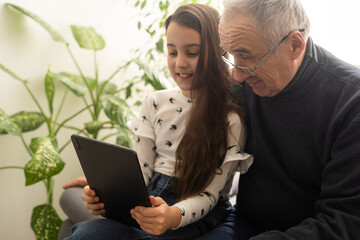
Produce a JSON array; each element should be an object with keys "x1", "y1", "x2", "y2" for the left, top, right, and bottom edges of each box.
[
  {"x1": 187, "y1": 52, "x2": 199, "y2": 57},
  {"x1": 168, "y1": 52, "x2": 177, "y2": 56}
]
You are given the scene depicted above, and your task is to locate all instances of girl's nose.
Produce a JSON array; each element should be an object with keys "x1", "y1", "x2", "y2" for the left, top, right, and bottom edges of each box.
[{"x1": 176, "y1": 54, "x2": 188, "y2": 68}]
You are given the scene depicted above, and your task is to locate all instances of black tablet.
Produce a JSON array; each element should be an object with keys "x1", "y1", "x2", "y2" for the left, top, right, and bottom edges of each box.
[{"x1": 71, "y1": 134, "x2": 151, "y2": 227}]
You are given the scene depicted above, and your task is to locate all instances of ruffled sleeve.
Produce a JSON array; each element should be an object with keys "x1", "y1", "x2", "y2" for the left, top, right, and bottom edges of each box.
[
  {"x1": 128, "y1": 96, "x2": 156, "y2": 186},
  {"x1": 224, "y1": 112, "x2": 253, "y2": 173}
]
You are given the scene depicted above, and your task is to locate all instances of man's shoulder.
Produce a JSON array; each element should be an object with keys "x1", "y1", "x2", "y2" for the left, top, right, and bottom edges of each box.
[{"x1": 310, "y1": 40, "x2": 360, "y2": 90}]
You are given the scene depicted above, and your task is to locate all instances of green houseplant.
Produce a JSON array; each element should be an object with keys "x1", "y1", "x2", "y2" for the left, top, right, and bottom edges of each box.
[
  {"x1": 0, "y1": 3, "x2": 167, "y2": 240},
  {"x1": 0, "y1": 1, "x2": 221, "y2": 239}
]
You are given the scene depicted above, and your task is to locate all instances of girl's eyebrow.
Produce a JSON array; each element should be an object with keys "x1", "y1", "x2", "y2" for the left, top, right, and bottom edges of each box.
[{"x1": 167, "y1": 43, "x2": 200, "y2": 48}]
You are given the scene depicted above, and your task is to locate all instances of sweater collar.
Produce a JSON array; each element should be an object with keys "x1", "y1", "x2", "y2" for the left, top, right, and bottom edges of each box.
[{"x1": 265, "y1": 37, "x2": 317, "y2": 98}]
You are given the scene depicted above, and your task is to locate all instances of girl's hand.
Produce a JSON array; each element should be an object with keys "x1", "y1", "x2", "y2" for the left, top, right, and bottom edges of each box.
[
  {"x1": 81, "y1": 185, "x2": 106, "y2": 215},
  {"x1": 130, "y1": 196, "x2": 181, "y2": 235},
  {"x1": 63, "y1": 176, "x2": 88, "y2": 189}
]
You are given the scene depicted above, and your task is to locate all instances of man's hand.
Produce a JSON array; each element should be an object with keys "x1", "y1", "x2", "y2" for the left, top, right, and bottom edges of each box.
[
  {"x1": 82, "y1": 185, "x2": 106, "y2": 215},
  {"x1": 130, "y1": 196, "x2": 181, "y2": 235},
  {"x1": 62, "y1": 176, "x2": 88, "y2": 189}
]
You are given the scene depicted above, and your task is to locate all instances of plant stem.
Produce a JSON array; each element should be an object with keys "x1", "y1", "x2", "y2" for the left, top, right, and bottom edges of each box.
[
  {"x1": 65, "y1": 45, "x2": 96, "y2": 108},
  {"x1": 81, "y1": 96, "x2": 95, "y2": 119},
  {"x1": 100, "y1": 132, "x2": 119, "y2": 141},
  {"x1": 44, "y1": 178, "x2": 54, "y2": 205},
  {"x1": 54, "y1": 104, "x2": 92, "y2": 135},
  {"x1": 23, "y1": 82, "x2": 47, "y2": 120},
  {"x1": 0, "y1": 166, "x2": 23, "y2": 170},
  {"x1": 96, "y1": 63, "x2": 129, "y2": 101},
  {"x1": 93, "y1": 50, "x2": 102, "y2": 119},
  {"x1": 58, "y1": 127, "x2": 88, "y2": 153},
  {"x1": 94, "y1": 50, "x2": 99, "y2": 86},
  {"x1": 53, "y1": 88, "x2": 69, "y2": 130},
  {"x1": 58, "y1": 139, "x2": 73, "y2": 153},
  {"x1": 106, "y1": 63, "x2": 129, "y2": 84},
  {"x1": 20, "y1": 135, "x2": 32, "y2": 156}
]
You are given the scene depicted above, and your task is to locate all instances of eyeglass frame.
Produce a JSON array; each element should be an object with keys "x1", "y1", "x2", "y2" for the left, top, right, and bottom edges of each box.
[{"x1": 221, "y1": 28, "x2": 305, "y2": 76}]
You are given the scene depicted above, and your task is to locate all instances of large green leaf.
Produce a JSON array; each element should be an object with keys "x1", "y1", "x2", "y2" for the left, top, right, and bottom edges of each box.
[
  {"x1": 6, "y1": 3, "x2": 68, "y2": 45},
  {"x1": 101, "y1": 95, "x2": 132, "y2": 125},
  {"x1": 50, "y1": 72, "x2": 87, "y2": 97},
  {"x1": 85, "y1": 121, "x2": 105, "y2": 135},
  {"x1": 24, "y1": 137, "x2": 65, "y2": 186},
  {"x1": 45, "y1": 68, "x2": 55, "y2": 114},
  {"x1": 125, "y1": 83, "x2": 134, "y2": 99},
  {"x1": 8, "y1": 111, "x2": 45, "y2": 134},
  {"x1": 0, "y1": 62, "x2": 27, "y2": 83},
  {"x1": 159, "y1": 0, "x2": 170, "y2": 11},
  {"x1": 0, "y1": 109, "x2": 22, "y2": 136},
  {"x1": 31, "y1": 204, "x2": 62, "y2": 240},
  {"x1": 99, "y1": 81, "x2": 118, "y2": 95},
  {"x1": 116, "y1": 125, "x2": 133, "y2": 148},
  {"x1": 58, "y1": 72, "x2": 97, "y2": 90},
  {"x1": 29, "y1": 136, "x2": 58, "y2": 155},
  {"x1": 155, "y1": 37, "x2": 164, "y2": 53},
  {"x1": 71, "y1": 25, "x2": 105, "y2": 51},
  {"x1": 134, "y1": 59, "x2": 166, "y2": 90}
]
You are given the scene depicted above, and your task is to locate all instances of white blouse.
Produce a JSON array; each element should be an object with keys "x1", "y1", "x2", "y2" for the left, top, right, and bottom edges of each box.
[{"x1": 129, "y1": 88, "x2": 253, "y2": 228}]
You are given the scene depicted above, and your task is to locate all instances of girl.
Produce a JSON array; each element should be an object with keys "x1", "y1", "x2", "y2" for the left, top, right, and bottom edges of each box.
[{"x1": 66, "y1": 3, "x2": 252, "y2": 239}]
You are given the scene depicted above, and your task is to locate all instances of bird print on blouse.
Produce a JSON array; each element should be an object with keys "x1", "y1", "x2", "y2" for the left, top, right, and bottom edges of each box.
[
  {"x1": 166, "y1": 140, "x2": 173, "y2": 147},
  {"x1": 180, "y1": 208, "x2": 185, "y2": 216},
  {"x1": 176, "y1": 107, "x2": 182, "y2": 114},
  {"x1": 153, "y1": 101, "x2": 158, "y2": 110}
]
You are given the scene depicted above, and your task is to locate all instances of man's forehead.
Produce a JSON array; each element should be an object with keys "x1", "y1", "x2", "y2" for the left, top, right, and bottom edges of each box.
[{"x1": 219, "y1": 13, "x2": 261, "y2": 51}]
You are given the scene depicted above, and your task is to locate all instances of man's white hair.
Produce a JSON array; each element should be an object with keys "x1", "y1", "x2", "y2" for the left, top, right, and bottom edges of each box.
[{"x1": 222, "y1": 0, "x2": 310, "y2": 46}]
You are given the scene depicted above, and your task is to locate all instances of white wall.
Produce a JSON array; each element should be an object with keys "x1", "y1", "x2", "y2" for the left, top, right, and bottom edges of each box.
[
  {"x1": 301, "y1": 0, "x2": 360, "y2": 65},
  {"x1": 0, "y1": 0, "x2": 148, "y2": 239}
]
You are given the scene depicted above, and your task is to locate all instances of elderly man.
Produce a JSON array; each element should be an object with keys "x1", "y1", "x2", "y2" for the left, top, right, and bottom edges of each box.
[{"x1": 198, "y1": 0, "x2": 360, "y2": 239}]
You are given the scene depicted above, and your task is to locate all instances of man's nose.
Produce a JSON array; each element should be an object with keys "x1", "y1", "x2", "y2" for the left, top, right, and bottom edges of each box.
[{"x1": 233, "y1": 68, "x2": 249, "y2": 82}]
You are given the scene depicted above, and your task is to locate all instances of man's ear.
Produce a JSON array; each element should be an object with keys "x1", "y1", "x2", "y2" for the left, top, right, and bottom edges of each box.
[{"x1": 290, "y1": 31, "x2": 306, "y2": 60}]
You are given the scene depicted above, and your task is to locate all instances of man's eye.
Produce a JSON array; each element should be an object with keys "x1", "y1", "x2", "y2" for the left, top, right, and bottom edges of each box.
[
  {"x1": 239, "y1": 54, "x2": 252, "y2": 60},
  {"x1": 234, "y1": 54, "x2": 254, "y2": 62}
]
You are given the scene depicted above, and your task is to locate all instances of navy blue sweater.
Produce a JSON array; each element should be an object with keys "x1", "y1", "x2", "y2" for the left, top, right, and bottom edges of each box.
[{"x1": 235, "y1": 38, "x2": 360, "y2": 239}]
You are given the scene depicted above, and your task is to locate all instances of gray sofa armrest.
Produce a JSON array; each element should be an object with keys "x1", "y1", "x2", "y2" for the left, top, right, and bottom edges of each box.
[{"x1": 58, "y1": 187, "x2": 102, "y2": 239}]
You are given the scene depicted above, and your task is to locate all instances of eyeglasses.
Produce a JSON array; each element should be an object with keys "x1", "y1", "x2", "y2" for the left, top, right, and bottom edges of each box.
[{"x1": 221, "y1": 28, "x2": 305, "y2": 76}]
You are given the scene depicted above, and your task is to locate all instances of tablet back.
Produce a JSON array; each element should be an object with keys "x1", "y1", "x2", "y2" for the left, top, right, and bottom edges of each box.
[{"x1": 71, "y1": 134, "x2": 151, "y2": 227}]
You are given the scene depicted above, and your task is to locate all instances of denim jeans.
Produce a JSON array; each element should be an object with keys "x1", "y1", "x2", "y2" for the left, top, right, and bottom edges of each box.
[
  {"x1": 65, "y1": 173, "x2": 231, "y2": 240},
  {"x1": 195, "y1": 206, "x2": 266, "y2": 240}
]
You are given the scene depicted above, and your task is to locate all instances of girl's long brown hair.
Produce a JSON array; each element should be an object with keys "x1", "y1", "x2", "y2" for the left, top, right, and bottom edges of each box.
[{"x1": 165, "y1": 4, "x2": 244, "y2": 200}]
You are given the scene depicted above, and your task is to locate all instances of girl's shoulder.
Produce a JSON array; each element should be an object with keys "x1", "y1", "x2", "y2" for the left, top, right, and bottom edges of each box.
[
  {"x1": 227, "y1": 111, "x2": 242, "y2": 126},
  {"x1": 146, "y1": 88, "x2": 189, "y2": 103},
  {"x1": 148, "y1": 88, "x2": 180, "y2": 98}
]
